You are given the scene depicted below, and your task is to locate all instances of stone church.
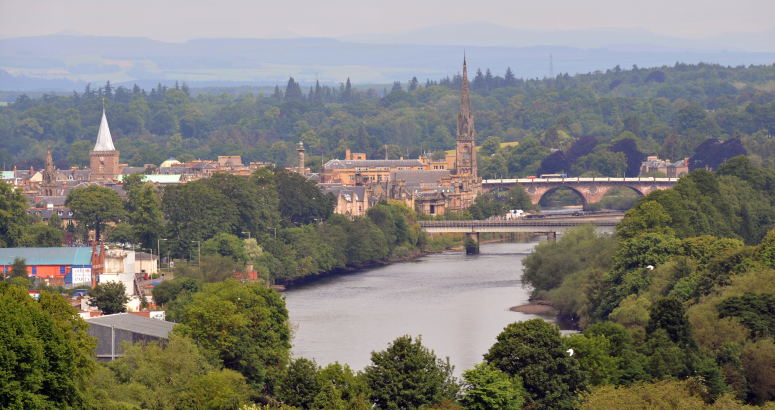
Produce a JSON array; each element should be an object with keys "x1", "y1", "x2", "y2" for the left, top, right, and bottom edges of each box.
[{"x1": 90, "y1": 109, "x2": 120, "y2": 182}]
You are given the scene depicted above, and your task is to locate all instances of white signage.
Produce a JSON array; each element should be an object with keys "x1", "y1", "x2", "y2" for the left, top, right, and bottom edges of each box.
[
  {"x1": 71, "y1": 268, "x2": 91, "y2": 285},
  {"x1": 169, "y1": 261, "x2": 174, "y2": 268}
]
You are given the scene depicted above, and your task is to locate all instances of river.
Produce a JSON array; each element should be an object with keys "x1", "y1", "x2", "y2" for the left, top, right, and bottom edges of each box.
[{"x1": 283, "y1": 235, "x2": 575, "y2": 375}]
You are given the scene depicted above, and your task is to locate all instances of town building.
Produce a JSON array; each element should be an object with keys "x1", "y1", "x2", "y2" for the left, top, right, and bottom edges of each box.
[
  {"x1": 639, "y1": 156, "x2": 689, "y2": 178},
  {"x1": 318, "y1": 56, "x2": 481, "y2": 216},
  {"x1": 85, "y1": 313, "x2": 175, "y2": 361},
  {"x1": 0, "y1": 247, "x2": 93, "y2": 286}
]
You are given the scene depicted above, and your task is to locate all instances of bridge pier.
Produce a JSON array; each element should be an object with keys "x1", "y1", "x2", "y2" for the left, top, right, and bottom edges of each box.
[
  {"x1": 465, "y1": 232, "x2": 480, "y2": 254},
  {"x1": 546, "y1": 232, "x2": 556, "y2": 242}
]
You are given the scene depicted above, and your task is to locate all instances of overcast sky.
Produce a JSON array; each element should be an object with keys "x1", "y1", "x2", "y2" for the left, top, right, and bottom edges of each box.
[{"x1": 1, "y1": 0, "x2": 773, "y2": 42}]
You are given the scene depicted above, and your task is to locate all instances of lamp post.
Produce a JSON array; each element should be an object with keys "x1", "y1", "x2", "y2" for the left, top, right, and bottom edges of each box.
[
  {"x1": 191, "y1": 241, "x2": 201, "y2": 267},
  {"x1": 144, "y1": 248, "x2": 154, "y2": 275},
  {"x1": 241, "y1": 231, "x2": 251, "y2": 240},
  {"x1": 268, "y1": 227, "x2": 276, "y2": 240},
  {"x1": 157, "y1": 238, "x2": 167, "y2": 270}
]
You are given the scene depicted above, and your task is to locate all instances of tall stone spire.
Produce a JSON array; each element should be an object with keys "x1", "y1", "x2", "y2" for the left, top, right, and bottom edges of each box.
[
  {"x1": 455, "y1": 54, "x2": 477, "y2": 177},
  {"x1": 40, "y1": 144, "x2": 56, "y2": 196},
  {"x1": 460, "y1": 54, "x2": 471, "y2": 117},
  {"x1": 94, "y1": 109, "x2": 116, "y2": 152}
]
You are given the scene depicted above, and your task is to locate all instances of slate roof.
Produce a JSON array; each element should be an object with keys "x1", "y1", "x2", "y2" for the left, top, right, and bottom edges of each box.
[
  {"x1": 390, "y1": 170, "x2": 451, "y2": 184},
  {"x1": 323, "y1": 159, "x2": 425, "y2": 169},
  {"x1": 85, "y1": 313, "x2": 175, "y2": 339}
]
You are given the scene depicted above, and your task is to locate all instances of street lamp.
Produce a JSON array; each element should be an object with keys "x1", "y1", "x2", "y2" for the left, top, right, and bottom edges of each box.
[
  {"x1": 143, "y1": 248, "x2": 154, "y2": 275},
  {"x1": 241, "y1": 231, "x2": 251, "y2": 240},
  {"x1": 191, "y1": 241, "x2": 201, "y2": 267},
  {"x1": 157, "y1": 238, "x2": 167, "y2": 270},
  {"x1": 268, "y1": 227, "x2": 277, "y2": 240}
]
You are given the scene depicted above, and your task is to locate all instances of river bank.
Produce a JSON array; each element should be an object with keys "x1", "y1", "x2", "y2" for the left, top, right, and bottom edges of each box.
[{"x1": 278, "y1": 232, "x2": 536, "y2": 289}]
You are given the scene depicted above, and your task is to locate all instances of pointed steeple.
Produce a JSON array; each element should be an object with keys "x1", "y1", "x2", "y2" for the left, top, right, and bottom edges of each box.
[
  {"x1": 94, "y1": 109, "x2": 116, "y2": 152},
  {"x1": 460, "y1": 54, "x2": 471, "y2": 117},
  {"x1": 41, "y1": 144, "x2": 56, "y2": 194}
]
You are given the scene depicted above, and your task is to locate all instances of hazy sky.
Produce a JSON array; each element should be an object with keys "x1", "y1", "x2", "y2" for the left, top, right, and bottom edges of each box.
[{"x1": 1, "y1": 0, "x2": 773, "y2": 42}]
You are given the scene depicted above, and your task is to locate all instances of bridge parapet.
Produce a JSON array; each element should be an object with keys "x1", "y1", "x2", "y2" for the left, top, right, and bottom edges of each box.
[{"x1": 481, "y1": 177, "x2": 679, "y2": 207}]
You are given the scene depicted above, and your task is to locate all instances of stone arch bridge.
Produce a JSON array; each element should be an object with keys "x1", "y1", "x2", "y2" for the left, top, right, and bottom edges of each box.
[{"x1": 482, "y1": 177, "x2": 679, "y2": 207}]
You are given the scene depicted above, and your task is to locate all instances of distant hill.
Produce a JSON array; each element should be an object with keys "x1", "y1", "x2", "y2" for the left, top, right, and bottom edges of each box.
[
  {"x1": 1, "y1": 34, "x2": 774, "y2": 94},
  {"x1": 337, "y1": 22, "x2": 742, "y2": 51}
]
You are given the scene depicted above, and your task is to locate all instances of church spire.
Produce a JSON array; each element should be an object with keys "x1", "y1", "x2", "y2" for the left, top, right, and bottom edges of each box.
[
  {"x1": 460, "y1": 54, "x2": 471, "y2": 117},
  {"x1": 43, "y1": 144, "x2": 54, "y2": 183},
  {"x1": 94, "y1": 109, "x2": 116, "y2": 152}
]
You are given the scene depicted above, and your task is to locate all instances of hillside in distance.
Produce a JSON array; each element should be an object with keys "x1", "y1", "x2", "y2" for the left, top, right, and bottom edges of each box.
[{"x1": 1, "y1": 33, "x2": 774, "y2": 94}]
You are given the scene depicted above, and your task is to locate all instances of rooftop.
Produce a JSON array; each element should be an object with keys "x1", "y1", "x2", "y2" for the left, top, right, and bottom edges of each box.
[
  {"x1": 85, "y1": 313, "x2": 175, "y2": 339},
  {"x1": 0, "y1": 247, "x2": 92, "y2": 266}
]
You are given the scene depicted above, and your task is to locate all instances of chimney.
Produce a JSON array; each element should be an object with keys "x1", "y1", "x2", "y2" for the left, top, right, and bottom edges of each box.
[
  {"x1": 346, "y1": 149, "x2": 351, "y2": 161},
  {"x1": 400, "y1": 156, "x2": 403, "y2": 160},
  {"x1": 246, "y1": 263, "x2": 254, "y2": 272}
]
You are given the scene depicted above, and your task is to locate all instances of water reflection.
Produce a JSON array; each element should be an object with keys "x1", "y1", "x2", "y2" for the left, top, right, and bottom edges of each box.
[{"x1": 283, "y1": 235, "x2": 573, "y2": 375}]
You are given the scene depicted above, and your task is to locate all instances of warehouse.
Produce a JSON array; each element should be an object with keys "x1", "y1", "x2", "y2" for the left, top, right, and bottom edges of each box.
[
  {"x1": 0, "y1": 247, "x2": 93, "y2": 286},
  {"x1": 85, "y1": 313, "x2": 175, "y2": 361}
]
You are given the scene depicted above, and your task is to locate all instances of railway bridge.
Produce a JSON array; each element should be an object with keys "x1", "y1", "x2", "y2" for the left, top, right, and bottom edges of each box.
[
  {"x1": 481, "y1": 177, "x2": 679, "y2": 207},
  {"x1": 418, "y1": 214, "x2": 623, "y2": 244}
]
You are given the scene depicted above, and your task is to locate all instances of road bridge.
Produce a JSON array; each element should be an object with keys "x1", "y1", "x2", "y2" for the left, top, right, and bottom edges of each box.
[
  {"x1": 481, "y1": 177, "x2": 678, "y2": 207},
  {"x1": 418, "y1": 214, "x2": 623, "y2": 243}
]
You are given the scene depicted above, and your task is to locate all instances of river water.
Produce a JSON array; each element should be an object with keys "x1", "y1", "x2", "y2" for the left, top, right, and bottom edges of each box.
[{"x1": 283, "y1": 235, "x2": 573, "y2": 375}]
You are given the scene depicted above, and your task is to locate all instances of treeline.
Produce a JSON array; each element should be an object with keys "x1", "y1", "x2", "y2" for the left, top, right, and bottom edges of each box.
[
  {"x1": 1, "y1": 62, "x2": 773, "y2": 180},
  {"x1": 1, "y1": 166, "x2": 475, "y2": 283},
  {"x1": 520, "y1": 155, "x2": 775, "y2": 406}
]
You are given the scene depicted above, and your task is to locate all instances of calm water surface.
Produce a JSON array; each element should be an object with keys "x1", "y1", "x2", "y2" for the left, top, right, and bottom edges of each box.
[{"x1": 283, "y1": 235, "x2": 573, "y2": 375}]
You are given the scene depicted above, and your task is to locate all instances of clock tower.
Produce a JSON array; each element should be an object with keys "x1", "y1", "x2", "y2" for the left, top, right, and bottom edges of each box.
[{"x1": 90, "y1": 110, "x2": 120, "y2": 181}]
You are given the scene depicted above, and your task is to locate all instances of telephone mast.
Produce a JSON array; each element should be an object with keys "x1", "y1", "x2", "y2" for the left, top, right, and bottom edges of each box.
[{"x1": 549, "y1": 54, "x2": 554, "y2": 79}]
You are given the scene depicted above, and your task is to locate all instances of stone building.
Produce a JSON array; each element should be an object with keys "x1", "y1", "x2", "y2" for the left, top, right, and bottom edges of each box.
[
  {"x1": 639, "y1": 156, "x2": 689, "y2": 178},
  {"x1": 318, "y1": 56, "x2": 481, "y2": 216},
  {"x1": 40, "y1": 145, "x2": 57, "y2": 196},
  {"x1": 90, "y1": 110, "x2": 120, "y2": 182}
]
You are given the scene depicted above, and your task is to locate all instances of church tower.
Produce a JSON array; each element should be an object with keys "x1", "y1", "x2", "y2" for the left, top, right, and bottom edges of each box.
[
  {"x1": 90, "y1": 110, "x2": 120, "y2": 181},
  {"x1": 40, "y1": 144, "x2": 56, "y2": 196},
  {"x1": 455, "y1": 56, "x2": 477, "y2": 177}
]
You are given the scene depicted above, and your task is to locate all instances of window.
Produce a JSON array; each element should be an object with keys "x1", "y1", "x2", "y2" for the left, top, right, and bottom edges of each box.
[
  {"x1": 57, "y1": 211, "x2": 62, "y2": 215},
  {"x1": 32, "y1": 267, "x2": 37, "y2": 275},
  {"x1": 60, "y1": 266, "x2": 65, "y2": 275},
  {"x1": 418, "y1": 166, "x2": 423, "y2": 170},
  {"x1": 349, "y1": 175, "x2": 355, "y2": 181},
  {"x1": 440, "y1": 166, "x2": 444, "y2": 169}
]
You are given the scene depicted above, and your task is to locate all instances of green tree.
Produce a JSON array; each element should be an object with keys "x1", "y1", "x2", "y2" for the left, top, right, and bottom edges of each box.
[
  {"x1": 88, "y1": 281, "x2": 129, "y2": 314},
  {"x1": 364, "y1": 335, "x2": 460, "y2": 410},
  {"x1": 504, "y1": 183, "x2": 535, "y2": 211},
  {"x1": 175, "y1": 280, "x2": 291, "y2": 393},
  {"x1": 616, "y1": 200, "x2": 674, "y2": 240},
  {"x1": 47, "y1": 212, "x2": 62, "y2": 230},
  {"x1": 122, "y1": 171, "x2": 147, "y2": 216},
  {"x1": 274, "y1": 167, "x2": 334, "y2": 226},
  {"x1": 0, "y1": 180, "x2": 29, "y2": 248},
  {"x1": 480, "y1": 136, "x2": 501, "y2": 156},
  {"x1": 66, "y1": 140, "x2": 92, "y2": 168},
  {"x1": 201, "y1": 233, "x2": 249, "y2": 263},
  {"x1": 564, "y1": 334, "x2": 619, "y2": 385},
  {"x1": 277, "y1": 357, "x2": 322, "y2": 409},
  {"x1": 645, "y1": 297, "x2": 697, "y2": 351},
  {"x1": 24, "y1": 223, "x2": 63, "y2": 247},
  {"x1": 131, "y1": 184, "x2": 163, "y2": 249},
  {"x1": 484, "y1": 319, "x2": 587, "y2": 410},
  {"x1": 10, "y1": 257, "x2": 28, "y2": 278},
  {"x1": 66, "y1": 185, "x2": 125, "y2": 242},
  {"x1": 92, "y1": 335, "x2": 251, "y2": 409},
  {"x1": 108, "y1": 222, "x2": 134, "y2": 244},
  {"x1": 0, "y1": 283, "x2": 94, "y2": 409},
  {"x1": 460, "y1": 362, "x2": 524, "y2": 410}
]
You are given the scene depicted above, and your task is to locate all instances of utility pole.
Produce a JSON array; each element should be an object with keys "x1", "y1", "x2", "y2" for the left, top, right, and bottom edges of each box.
[{"x1": 268, "y1": 228, "x2": 277, "y2": 240}]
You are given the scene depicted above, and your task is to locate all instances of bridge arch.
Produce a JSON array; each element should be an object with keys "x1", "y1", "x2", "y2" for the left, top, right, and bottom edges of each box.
[{"x1": 536, "y1": 185, "x2": 590, "y2": 209}]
